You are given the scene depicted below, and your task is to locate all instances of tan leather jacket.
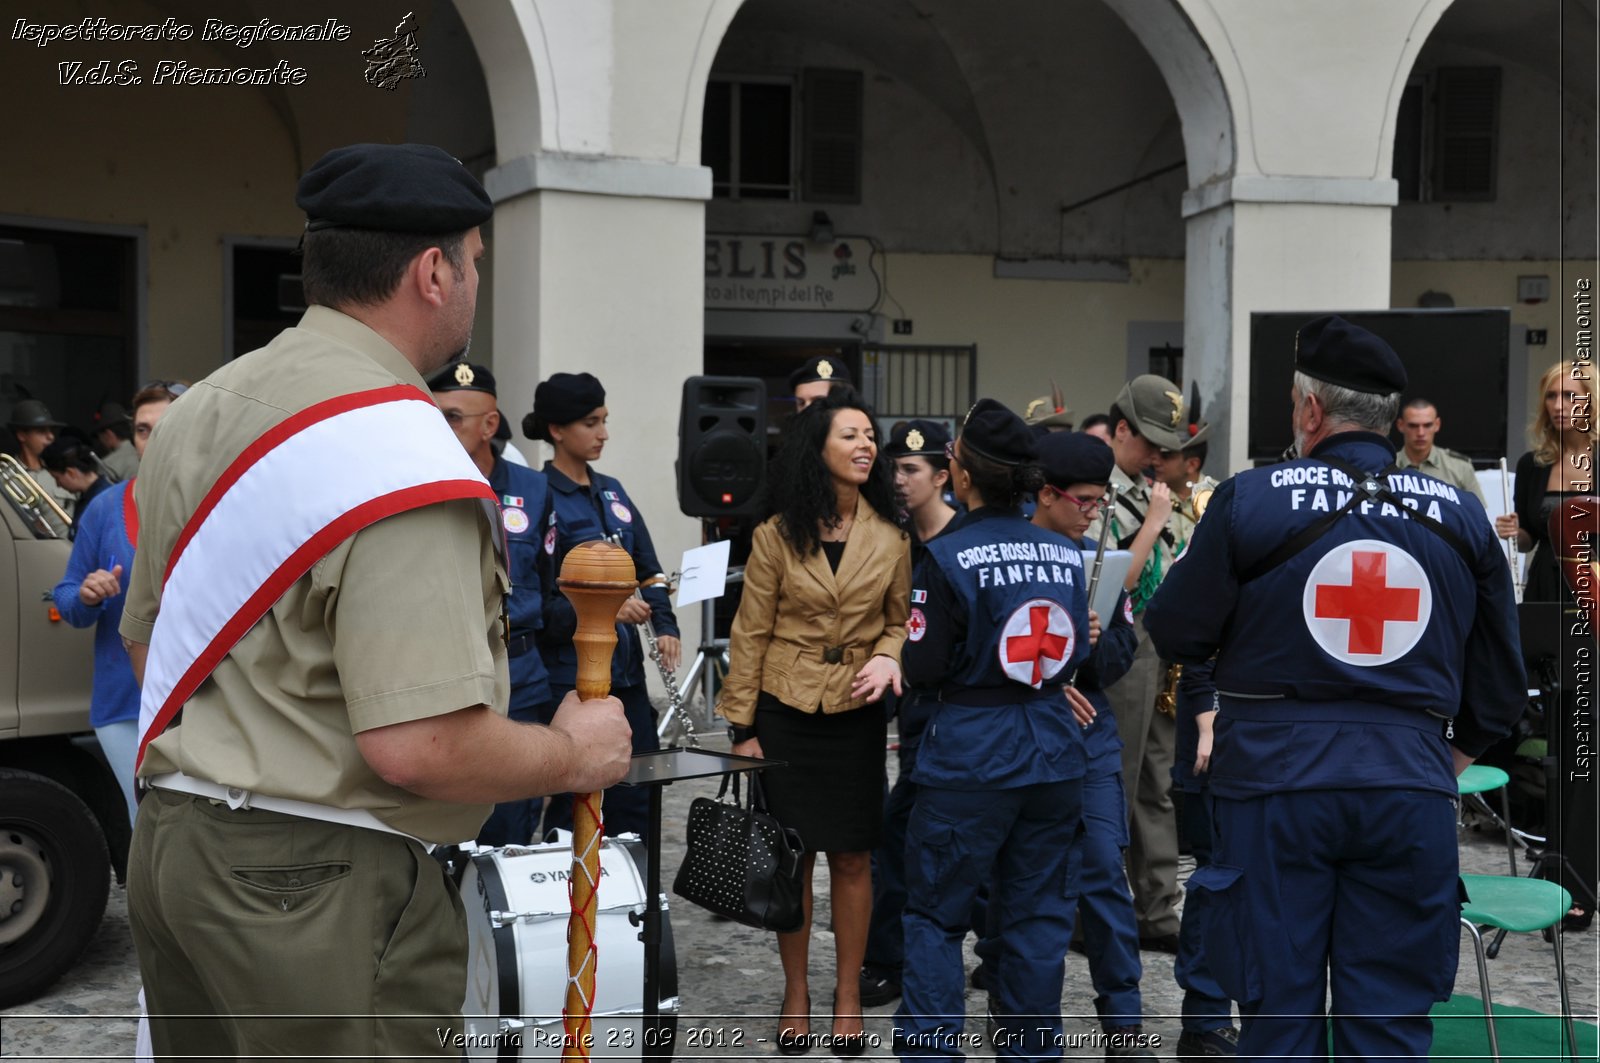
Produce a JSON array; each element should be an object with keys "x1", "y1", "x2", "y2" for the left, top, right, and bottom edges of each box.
[{"x1": 718, "y1": 497, "x2": 911, "y2": 726}]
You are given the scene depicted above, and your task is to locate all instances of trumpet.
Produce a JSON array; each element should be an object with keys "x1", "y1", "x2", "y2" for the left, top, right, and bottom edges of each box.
[
  {"x1": 1, "y1": 452, "x2": 71, "y2": 538},
  {"x1": 1154, "y1": 475, "x2": 1220, "y2": 716}
]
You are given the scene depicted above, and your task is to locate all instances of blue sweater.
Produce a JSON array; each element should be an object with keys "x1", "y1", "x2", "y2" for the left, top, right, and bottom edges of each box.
[{"x1": 52, "y1": 481, "x2": 138, "y2": 728}]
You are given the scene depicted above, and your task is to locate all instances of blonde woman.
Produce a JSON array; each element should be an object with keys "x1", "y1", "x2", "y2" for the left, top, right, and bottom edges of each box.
[{"x1": 1496, "y1": 359, "x2": 1597, "y2": 931}]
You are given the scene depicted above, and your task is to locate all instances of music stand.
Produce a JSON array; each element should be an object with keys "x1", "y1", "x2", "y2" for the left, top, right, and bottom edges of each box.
[
  {"x1": 1498, "y1": 602, "x2": 1598, "y2": 956},
  {"x1": 619, "y1": 747, "x2": 778, "y2": 1058}
]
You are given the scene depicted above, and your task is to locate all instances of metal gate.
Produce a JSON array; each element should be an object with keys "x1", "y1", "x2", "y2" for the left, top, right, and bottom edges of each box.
[{"x1": 860, "y1": 344, "x2": 977, "y2": 426}]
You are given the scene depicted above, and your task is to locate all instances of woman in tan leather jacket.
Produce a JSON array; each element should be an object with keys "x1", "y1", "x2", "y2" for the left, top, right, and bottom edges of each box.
[{"x1": 720, "y1": 391, "x2": 911, "y2": 1055}]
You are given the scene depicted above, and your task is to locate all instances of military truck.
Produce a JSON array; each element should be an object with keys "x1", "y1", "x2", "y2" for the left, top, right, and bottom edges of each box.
[{"x1": 0, "y1": 455, "x2": 127, "y2": 1007}]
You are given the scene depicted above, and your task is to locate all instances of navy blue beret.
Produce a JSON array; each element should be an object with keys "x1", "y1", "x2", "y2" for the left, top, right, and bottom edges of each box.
[
  {"x1": 788, "y1": 355, "x2": 852, "y2": 390},
  {"x1": 1294, "y1": 315, "x2": 1407, "y2": 395},
  {"x1": 526, "y1": 372, "x2": 606, "y2": 442},
  {"x1": 1037, "y1": 431, "x2": 1115, "y2": 487},
  {"x1": 885, "y1": 419, "x2": 951, "y2": 459},
  {"x1": 296, "y1": 143, "x2": 492, "y2": 234},
  {"x1": 426, "y1": 361, "x2": 496, "y2": 397},
  {"x1": 958, "y1": 398, "x2": 1037, "y2": 466}
]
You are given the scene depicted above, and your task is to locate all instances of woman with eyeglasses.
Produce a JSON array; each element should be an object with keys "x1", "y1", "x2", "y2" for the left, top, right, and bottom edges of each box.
[
  {"x1": 1022, "y1": 431, "x2": 1171, "y2": 1047},
  {"x1": 524, "y1": 371, "x2": 679, "y2": 844},
  {"x1": 719, "y1": 391, "x2": 911, "y2": 1055},
  {"x1": 51, "y1": 381, "x2": 187, "y2": 824},
  {"x1": 895, "y1": 400, "x2": 1097, "y2": 1060}
]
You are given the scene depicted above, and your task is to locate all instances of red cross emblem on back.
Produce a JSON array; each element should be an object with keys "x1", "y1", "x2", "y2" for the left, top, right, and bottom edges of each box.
[
  {"x1": 998, "y1": 598, "x2": 1075, "y2": 688},
  {"x1": 1302, "y1": 539, "x2": 1432, "y2": 666}
]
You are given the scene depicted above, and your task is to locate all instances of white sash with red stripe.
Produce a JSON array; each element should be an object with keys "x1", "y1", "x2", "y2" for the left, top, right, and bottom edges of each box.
[{"x1": 137, "y1": 385, "x2": 496, "y2": 767}]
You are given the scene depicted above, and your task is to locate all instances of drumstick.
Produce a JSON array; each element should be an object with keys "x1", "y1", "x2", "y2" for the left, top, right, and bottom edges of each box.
[{"x1": 557, "y1": 541, "x2": 637, "y2": 1062}]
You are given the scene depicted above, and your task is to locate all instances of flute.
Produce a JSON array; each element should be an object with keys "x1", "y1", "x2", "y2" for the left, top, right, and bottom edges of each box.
[
  {"x1": 1085, "y1": 482, "x2": 1120, "y2": 610},
  {"x1": 1499, "y1": 457, "x2": 1520, "y2": 593}
]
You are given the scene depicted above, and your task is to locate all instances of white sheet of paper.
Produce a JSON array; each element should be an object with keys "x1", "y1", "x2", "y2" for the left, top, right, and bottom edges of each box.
[{"x1": 675, "y1": 540, "x2": 732, "y2": 607}]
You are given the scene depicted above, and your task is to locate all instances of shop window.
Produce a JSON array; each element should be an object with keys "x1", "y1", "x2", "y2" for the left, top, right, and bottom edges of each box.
[{"x1": 0, "y1": 224, "x2": 138, "y2": 438}]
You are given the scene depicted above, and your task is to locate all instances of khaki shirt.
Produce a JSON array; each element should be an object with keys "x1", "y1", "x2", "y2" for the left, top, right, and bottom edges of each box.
[
  {"x1": 120, "y1": 307, "x2": 508, "y2": 844},
  {"x1": 102, "y1": 439, "x2": 140, "y2": 482},
  {"x1": 1396, "y1": 446, "x2": 1486, "y2": 504},
  {"x1": 1109, "y1": 464, "x2": 1179, "y2": 610}
]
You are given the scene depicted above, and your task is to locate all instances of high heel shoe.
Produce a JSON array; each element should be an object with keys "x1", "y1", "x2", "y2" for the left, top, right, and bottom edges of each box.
[
  {"x1": 777, "y1": 993, "x2": 811, "y2": 1055},
  {"x1": 829, "y1": 991, "x2": 867, "y2": 1058}
]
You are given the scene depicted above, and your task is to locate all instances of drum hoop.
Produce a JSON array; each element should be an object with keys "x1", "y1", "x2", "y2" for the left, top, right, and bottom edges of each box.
[{"x1": 471, "y1": 850, "x2": 523, "y2": 1058}]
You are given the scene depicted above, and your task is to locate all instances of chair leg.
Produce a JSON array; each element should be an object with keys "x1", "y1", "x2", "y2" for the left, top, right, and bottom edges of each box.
[
  {"x1": 1497, "y1": 788, "x2": 1518, "y2": 877},
  {"x1": 1551, "y1": 924, "x2": 1576, "y2": 1062},
  {"x1": 1461, "y1": 917, "x2": 1501, "y2": 1062}
]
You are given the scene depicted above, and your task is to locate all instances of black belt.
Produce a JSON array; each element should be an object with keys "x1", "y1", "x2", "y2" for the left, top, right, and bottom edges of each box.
[
  {"x1": 507, "y1": 632, "x2": 537, "y2": 659},
  {"x1": 938, "y1": 683, "x2": 1066, "y2": 707}
]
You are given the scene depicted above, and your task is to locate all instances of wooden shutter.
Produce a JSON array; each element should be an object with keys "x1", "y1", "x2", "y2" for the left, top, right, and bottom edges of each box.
[
  {"x1": 802, "y1": 68, "x2": 863, "y2": 204},
  {"x1": 1433, "y1": 67, "x2": 1500, "y2": 201}
]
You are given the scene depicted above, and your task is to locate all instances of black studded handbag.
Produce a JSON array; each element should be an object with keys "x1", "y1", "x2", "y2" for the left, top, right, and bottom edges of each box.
[{"x1": 673, "y1": 772, "x2": 805, "y2": 932}]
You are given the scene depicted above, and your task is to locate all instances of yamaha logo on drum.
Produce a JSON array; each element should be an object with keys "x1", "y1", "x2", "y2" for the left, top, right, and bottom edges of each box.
[{"x1": 527, "y1": 866, "x2": 612, "y2": 885}]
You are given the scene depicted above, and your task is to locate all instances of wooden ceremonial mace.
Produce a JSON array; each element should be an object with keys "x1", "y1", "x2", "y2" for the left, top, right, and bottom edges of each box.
[{"x1": 557, "y1": 540, "x2": 638, "y2": 1062}]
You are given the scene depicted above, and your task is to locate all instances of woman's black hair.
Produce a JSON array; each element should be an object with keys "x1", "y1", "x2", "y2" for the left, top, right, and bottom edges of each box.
[
  {"x1": 40, "y1": 438, "x2": 98, "y2": 475},
  {"x1": 768, "y1": 392, "x2": 899, "y2": 557},
  {"x1": 957, "y1": 442, "x2": 1043, "y2": 512}
]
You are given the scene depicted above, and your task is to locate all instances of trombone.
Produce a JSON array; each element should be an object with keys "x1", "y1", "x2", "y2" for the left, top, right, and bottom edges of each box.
[{"x1": 0, "y1": 452, "x2": 71, "y2": 538}]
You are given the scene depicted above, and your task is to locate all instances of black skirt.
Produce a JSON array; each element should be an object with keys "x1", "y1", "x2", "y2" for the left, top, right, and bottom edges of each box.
[{"x1": 754, "y1": 691, "x2": 886, "y2": 853}]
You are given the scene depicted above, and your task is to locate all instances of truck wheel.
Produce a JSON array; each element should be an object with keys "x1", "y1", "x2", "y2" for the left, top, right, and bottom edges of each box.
[{"x1": 0, "y1": 769, "x2": 111, "y2": 1008}]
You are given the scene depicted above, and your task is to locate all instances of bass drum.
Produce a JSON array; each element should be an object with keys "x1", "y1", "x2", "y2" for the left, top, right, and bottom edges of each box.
[{"x1": 459, "y1": 837, "x2": 679, "y2": 1059}]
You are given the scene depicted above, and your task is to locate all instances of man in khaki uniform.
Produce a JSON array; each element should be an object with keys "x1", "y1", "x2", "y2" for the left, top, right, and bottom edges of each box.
[
  {"x1": 1394, "y1": 397, "x2": 1487, "y2": 502},
  {"x1": 6, "y1": 398, "x2": 73, "y2": 533},
  {"x1": 1102, "y1": 374, "x2": 1187, "y2": 952},
  {"x1": 120, "y1": 144, "x2": 633, "y2": 1060},
  {"x1": 93, "y1": 402, "x2": 141, "y2": 481}
]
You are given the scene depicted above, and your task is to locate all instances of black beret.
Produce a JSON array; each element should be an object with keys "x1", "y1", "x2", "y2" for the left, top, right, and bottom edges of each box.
[
  {"x1": 526, "y1": 372, "x2": 606, "y2": 442},
  {"x1": 1037, "y1": 431, "x2": 1115, "y2": 487},
  {"x1": 958, "y1": 398, "x2": 1037, "y2": 466},
  {"x1": 296, "y1": 143, "x2": 493, "y2": 234},
  {"x1": 427, "y1": 361, "x2": 496, "y2": 397},
  {"x1": 885, "y1": 419, "x2": 951, "y2": 459},
  {"x1": 788, "y1": 355, "x2": 852, "y2": 391},
  {"x1": 1294, "y1": 315, "x2": 1407, "y2": 395},
  {"x1": 40, "y1": 435, "x2": 94, "y2": 472}
]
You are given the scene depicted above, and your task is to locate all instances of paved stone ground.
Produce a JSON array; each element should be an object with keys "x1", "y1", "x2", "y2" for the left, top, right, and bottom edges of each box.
[{"x1": 3, "y1": 729, "x2": 1596, "y2": 1060}]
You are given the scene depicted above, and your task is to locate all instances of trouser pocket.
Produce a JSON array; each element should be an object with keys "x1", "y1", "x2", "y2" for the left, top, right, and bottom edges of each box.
[{"x1": 1186, "y1": 863, "x2": 1261, "y2": 1007}]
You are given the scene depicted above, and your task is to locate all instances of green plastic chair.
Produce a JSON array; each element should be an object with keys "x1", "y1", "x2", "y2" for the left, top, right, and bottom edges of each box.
[
  {"x1": 1457, "y1": 764, "x2": 1521, "y2": 875},
  {"x1": 1458, "y1": 873, "x2": 1577, "y2": 1062}
]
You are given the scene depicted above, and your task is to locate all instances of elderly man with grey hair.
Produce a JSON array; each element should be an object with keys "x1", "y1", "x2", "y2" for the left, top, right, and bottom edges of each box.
[{"x1": 1144, "y1": 315, "x2": 1524, "y2": 1062}]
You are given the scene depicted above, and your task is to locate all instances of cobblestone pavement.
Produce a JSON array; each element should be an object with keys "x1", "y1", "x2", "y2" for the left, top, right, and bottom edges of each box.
[{"x1": 3, "y1": 730, "x2": 1596, "y2": 1059}]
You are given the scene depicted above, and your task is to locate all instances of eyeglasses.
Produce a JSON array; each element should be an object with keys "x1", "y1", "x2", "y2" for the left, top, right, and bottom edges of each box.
[
  {"x1": 442, "y1": 410, "x2": 491, "y2": 427},
  {"x1": 1041, "y1": 485, "x2": 1108, "y2": 514},
  {"x1": 145, "y1": 380, "x2": 189, "y2": 398},
  {"x1": 944, "y1": 440, "x2": 958, "y2": 463}
]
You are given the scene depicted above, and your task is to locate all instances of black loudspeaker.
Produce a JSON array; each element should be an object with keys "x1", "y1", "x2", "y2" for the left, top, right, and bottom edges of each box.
[{"x1": 678, "y1": 376, "x2": 766, "y2": 517}]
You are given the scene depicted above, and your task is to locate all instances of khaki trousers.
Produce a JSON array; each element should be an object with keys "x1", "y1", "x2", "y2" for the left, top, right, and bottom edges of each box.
[
  {"x1": 129, "y1": 788, "x2": 467, "y2": 1061},
  {"x1": 1105, "y1": 616, "x2": 1182, "y2": 938}
]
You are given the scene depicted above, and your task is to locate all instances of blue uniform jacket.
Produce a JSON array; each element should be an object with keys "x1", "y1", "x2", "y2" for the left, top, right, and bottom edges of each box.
[
  {"x1": 1070, "y1": 533, "x2": 1137, "y2": 767},
  {"x1": 1145, "y1": 432, "x2": 1524, "y2": 799},
  {"x1": 491, "y1": 457, "x2": 553, "y2": 709},
  {"x1": 538, "y1": 464, "x2": 679, "y2": 690},
  {"x1": 904, "y1": 507, "x2": 1093, "y2": 789}
]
